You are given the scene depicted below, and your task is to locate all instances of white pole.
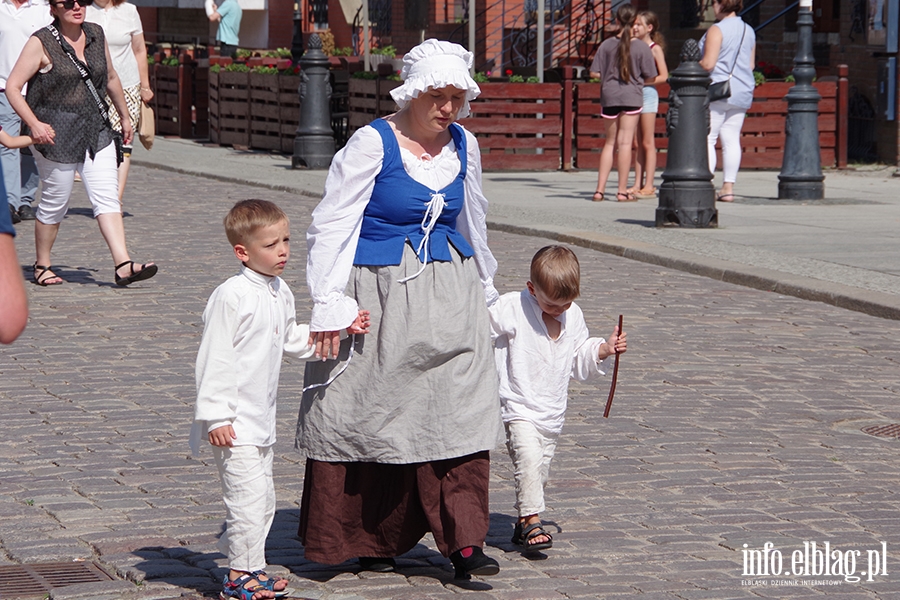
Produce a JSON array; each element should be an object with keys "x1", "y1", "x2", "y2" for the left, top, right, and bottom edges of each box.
[
  {"x1": 536, "y1": 0, "x2": 545, "y2": 82},
  {"x1": 469, "y1": 0, "x2": 476, "y2": 75},
  {"x1": 363, "y1": 0, "x2": 370, "y2": 71}
]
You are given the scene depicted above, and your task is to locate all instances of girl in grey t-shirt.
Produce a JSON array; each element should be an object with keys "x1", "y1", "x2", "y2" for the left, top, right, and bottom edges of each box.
[{"x1": 589, "y1": 3, "x2": 657, "y2": 202}]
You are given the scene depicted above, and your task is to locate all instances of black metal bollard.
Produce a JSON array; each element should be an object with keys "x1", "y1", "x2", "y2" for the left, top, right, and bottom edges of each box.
[
  {"x1": 292, "y1": 34, "x2": 335, "y2": 169},
  {"x1": 777, "y1": 3, "x2": 825, "y2": 200},
  {"x1": 656, "y1": 39, "x2": 717, "y2": 228}
]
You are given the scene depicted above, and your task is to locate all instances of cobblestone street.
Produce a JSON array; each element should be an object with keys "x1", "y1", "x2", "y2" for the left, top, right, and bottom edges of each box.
[{"x1": 0, "y1": 166, "x2": 897, "y2": 599}]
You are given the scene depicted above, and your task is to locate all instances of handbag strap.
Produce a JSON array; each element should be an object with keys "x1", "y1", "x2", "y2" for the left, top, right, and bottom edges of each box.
[
  {"x1": 46, "y1": 23, "x2": 111, "y2": 126},
  {"x1": 726, "y1": 22, "x2": 748, "y2": 79}
]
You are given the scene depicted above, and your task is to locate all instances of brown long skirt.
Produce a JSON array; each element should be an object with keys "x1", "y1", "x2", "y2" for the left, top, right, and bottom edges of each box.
[{"x1": 298, "y1": 451, "x2": 490, "y2": 565}]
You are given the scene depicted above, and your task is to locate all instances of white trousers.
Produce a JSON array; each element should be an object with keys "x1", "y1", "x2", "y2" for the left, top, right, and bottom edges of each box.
[
  {"x1": 33, "y1": 143, "x2": 120, "y2": 225},
  {"x1": 505, "y1": 420, "x2": 559, "y2": 517},
  {"x1": 213, "y1": 444, "x2": 275, "y2": 572},
  {"x1": 708, "y1": 102, "x2": 747, "y2": 184}
]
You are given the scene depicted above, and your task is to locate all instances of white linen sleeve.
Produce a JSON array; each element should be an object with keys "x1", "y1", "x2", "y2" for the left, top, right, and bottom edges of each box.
[
  {"x1": 569, "y1": 306, "x2": 611, "y2": 381},
  {"x1": 282, "y1": 289, "x2": 317, "y2": 360},
  {"x1": 204, "y1": 0, "x2": 216, "y2": 17},
  {"x1": 194, "y1": 290, "x2": 242, "y2": 430},
  {"x1": 487, "y1": 292, "x2": 516, "y2": 341},
  {"x1": 306, "y1": 126, "x2": 383, "y2": 331},
  {"x1": 459, "y1": 128, "x2": 500, "y2": 307}
]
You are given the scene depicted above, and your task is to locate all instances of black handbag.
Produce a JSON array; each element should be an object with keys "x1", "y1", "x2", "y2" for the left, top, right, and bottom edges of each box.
[
  {"x1": 708, "y1": 22, "x2": 747, "y2": 103},
  {"x1": 708, "y1": 79, "x2": 731, "y2": 102}
]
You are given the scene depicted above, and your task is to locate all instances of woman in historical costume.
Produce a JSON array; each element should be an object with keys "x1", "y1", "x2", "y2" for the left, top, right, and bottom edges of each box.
[{"x1": 297, "y1": 39, "x2": 502, "y2": 580}]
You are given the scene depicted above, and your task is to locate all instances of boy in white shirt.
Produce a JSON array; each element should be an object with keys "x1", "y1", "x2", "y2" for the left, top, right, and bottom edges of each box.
[
  {"x1": 489, "y1": 245, "x2": 626, "y2": 552},
  {"x1": 192, "y1": 199, "x2": 369, "y2": 600}
]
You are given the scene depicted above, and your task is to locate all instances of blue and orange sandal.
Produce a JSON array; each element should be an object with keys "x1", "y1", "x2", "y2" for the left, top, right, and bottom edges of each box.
[
  {"x1": 250, "y1": 570, "x2": 292, "y2": 598},
  {"x1": 220, "y1": 573, "x2": 278, "y2": 600}
]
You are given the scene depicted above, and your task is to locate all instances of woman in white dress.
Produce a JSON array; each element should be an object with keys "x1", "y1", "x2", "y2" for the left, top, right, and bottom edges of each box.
[{"x1": 85, "y1": 0, "x2": 152, "y2": 204}]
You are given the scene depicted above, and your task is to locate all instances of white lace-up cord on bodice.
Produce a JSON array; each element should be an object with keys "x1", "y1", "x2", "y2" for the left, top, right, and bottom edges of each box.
[{"x1": 398, "y1": 191, "x2": 446, "y2": 284}]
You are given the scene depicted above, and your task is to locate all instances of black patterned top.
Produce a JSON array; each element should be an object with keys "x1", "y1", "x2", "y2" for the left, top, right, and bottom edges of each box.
[{"x1": 26, "y1": 22, "x2": 115, "y2": 164}]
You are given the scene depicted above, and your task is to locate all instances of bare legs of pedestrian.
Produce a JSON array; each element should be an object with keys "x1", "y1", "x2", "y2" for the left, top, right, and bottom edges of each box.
[
  {"x1": 594, "y1": 114, "x2": 640, "y2": 201},
  {"x1": 33, "y1": 212, "x2": 154, "y2": 285},
  {"x1": 117, "y1": 156, "x2": 131, "y2": 206}
]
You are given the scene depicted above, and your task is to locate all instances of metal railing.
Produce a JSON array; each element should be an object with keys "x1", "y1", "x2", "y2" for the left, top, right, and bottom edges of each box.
[{"x1": 449, "y1": 0, "x2": 613, "y2": 74}]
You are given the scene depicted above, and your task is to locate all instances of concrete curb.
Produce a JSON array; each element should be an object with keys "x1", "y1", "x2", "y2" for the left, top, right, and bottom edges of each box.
[{"x1": 482, "y1": 223, "x2": 900, "y2": 321}]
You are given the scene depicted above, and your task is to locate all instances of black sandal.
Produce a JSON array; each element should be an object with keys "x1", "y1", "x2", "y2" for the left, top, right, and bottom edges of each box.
[
  {"x1": 33, "y1": 263, "x2": 64, "y2": 286},
  {"x1": 512, "y1": 521, "x2": 553, "y2": 551},
  {"x1": 115, "y1": 260, "x2": 158, "y2": 287}
]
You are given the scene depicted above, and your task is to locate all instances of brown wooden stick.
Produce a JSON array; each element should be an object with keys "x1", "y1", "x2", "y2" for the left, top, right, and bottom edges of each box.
[{"x1": 603, "y1": 314, "x2": 624, "y2": 418}]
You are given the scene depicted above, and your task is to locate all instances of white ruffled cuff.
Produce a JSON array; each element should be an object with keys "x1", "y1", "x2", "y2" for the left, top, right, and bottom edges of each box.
[{"x1": 310, "y1": 294, "x2": 360, "y2": 332}]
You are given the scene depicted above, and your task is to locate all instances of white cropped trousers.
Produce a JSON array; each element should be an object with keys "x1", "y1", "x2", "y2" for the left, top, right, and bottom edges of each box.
[
  {"x1": 505, "y1": 419, "x2": 559, "y2": 517},
  {"x1": 213, "y1": 444, "x2": 275, "y2": 572},
  {"x1": 33, "y1": 143, "x2": 120, "y2": 225}
]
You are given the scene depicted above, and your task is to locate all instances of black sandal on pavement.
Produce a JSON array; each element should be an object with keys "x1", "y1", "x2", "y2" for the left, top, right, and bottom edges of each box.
[
  {"x1": 716, "y1": 193, "x2": 735, "y2": 202},
  {"x1": 616, "y1": 191, "x2": 637, "y2": 202},
  {"x1": 33, "y1": 263, "x2": 64, "y2": 286},
  {"x1": 449, "y1": 546, "x2": 499, "y2": 579},
  {"x1": 115, "y1": 260, "x2": 158, "y2": 287},
  {"x1": 591, "y1": 191, "x2": 605, "y2": 202},
  {"x1": 512, "y1": 522, "x2": 553, "y2": 552}
]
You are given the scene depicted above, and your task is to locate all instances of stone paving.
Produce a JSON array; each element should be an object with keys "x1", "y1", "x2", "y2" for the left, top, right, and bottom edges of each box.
[{"x1": 0, "y1": 166, "x2": 898, "y2": 599}]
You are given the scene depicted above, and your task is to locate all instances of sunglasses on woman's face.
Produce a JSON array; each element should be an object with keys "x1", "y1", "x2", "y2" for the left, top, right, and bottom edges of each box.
[{"x1": 54, "y1": 0, "x2": 93, "y2": 9}]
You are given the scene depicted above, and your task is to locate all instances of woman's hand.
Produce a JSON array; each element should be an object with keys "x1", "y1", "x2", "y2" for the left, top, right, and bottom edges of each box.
[
  {"x1": 308, "y1": 330, "x2": 342, "y2": 360},
  {"x1": 121, "y1": 116, "x2": 134, "y2": 146},
  {"x1": 140, "y1": 87, "x2": 154, "y2": 104},
  {"x1": 29, "y1": 121, "x2": 55, "y2": 145}
]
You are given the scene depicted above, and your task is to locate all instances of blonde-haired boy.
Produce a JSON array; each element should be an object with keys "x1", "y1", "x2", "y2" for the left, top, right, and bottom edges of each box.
[
  {"x1": 489, "y1": 245, "x2": 626, "y2": 552},
  {"x1": 192, "y1": 199, "x2": 369, "y2": 600}
]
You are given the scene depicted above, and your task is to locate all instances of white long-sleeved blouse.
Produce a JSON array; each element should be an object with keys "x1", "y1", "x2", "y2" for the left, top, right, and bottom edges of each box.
[
  {"x1": 490, "y1": 289, "x2": 611, "y2": 435},
  {"x1": 190, "y1": 266, "x2": 316, "y2": 454},
  {"x1": 306, "y1": 122, "x2": 499, "y2": 332}
]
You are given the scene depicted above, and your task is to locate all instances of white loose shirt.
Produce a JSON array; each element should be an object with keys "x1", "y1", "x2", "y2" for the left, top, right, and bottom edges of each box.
[
  {"x1": 191, "y1": 265, "x2": 316, "y2": 455},
  {"x1": 490, "y1": 289, "x2": 610, "y2": 435},
  {"x1": 85, "y1": 2, "x2": 143, "y2": 88},
  {"x1": 306, "y1": 122, "x2": 499, "y2": 332},
  {"x1": 0, "y1": 0, "x2": 53, "y2": 89}
]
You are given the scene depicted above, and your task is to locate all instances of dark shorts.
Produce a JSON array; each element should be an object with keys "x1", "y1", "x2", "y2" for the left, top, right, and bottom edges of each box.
[
  {"x1": 601, "y1": 105, "x2": 642, "y2": 119},
  {"x1": 219, "y1": 43, "x2": 238, "y2": 59}
]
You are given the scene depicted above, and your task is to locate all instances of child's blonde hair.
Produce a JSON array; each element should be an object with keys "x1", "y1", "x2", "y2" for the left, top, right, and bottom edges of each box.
[
  {"x1": 530, "y1": 245, "x2": 580, "y2": 301},
  {"x1": 638, "y1": 10, "x2": 666, "y2": 51},
  {"x1": 224, "y1": 199, "x2": 289, "y2": 246}
]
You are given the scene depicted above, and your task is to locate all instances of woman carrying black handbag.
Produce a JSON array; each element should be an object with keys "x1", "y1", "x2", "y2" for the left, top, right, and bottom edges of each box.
[
  {"x1": 5, "y1": 0, "x2": 157, "y2": 287},
  {"x1": 699, "y1": 0, "x2": 756, "y2": 202}
]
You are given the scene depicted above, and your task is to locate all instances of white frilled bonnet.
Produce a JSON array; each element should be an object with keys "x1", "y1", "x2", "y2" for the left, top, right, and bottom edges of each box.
[{"x1": 390, "y1": 39, "x2": 481, "y2": 119}]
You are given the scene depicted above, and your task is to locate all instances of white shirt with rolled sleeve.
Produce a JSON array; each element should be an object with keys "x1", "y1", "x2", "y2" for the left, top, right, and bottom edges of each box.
[
  {"x1": 0, "y1": 0, "x2": 53, "y2": 89},
  {"x1": 489, "y1": 289, "x2": 611, "y2": 435},
  {"x1": 190, "y1": 265, "x2": 316, "y2": 455}
]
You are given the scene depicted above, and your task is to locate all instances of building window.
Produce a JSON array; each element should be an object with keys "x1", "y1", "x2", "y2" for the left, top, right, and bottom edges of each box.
[{"x1": 436, "y1": 0, "x2": 466, "y2": 24}]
